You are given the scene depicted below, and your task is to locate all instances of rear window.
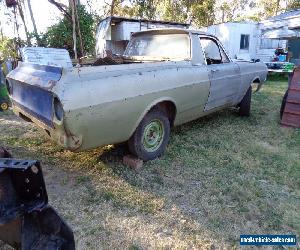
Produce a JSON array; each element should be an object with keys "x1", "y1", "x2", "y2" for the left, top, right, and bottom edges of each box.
[{"x1": 124, "y1": 33, "x2": 190, "y2": 60}]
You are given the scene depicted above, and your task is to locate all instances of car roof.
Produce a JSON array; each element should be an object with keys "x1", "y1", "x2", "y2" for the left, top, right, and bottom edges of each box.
[
  {"x1": 131, "y1": 28, "x2": 217, "y2": 38},
  {"x1": 103, "y1": 16, "x2": 190, "y2": 27}
]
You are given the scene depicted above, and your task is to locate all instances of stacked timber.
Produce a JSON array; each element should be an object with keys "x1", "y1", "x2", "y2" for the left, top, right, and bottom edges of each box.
[{"x1": 281, "y1": 67, "x2": 300, "y2": 128}]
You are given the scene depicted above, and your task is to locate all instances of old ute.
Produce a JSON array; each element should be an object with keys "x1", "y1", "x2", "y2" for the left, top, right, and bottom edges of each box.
[{"x1": 7, "y1": 29, "x2": 268, "y2": 160}]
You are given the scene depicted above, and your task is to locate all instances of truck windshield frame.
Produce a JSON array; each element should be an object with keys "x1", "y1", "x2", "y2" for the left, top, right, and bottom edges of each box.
[{"x1": 124, "y1": 33, "x2": 191, "y2": 61}]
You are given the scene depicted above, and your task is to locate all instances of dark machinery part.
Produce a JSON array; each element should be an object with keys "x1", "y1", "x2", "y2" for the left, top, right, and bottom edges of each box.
[
  {"x1": 0, "y1": 149, "x2": 75, "y2": 250},
  {"x1": 5, "y1": 0, "x2": 17, "y2": 8}
]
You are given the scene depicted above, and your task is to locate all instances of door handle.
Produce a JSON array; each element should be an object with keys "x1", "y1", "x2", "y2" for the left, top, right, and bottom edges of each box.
[{"x1": 211, "y1": 69, "x2": 219, "y2": 73}]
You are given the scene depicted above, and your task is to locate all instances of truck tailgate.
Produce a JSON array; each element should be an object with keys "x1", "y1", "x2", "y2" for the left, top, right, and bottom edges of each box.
[{"x1": 6, "y1": 62, "x2": 62, "y2": 128}]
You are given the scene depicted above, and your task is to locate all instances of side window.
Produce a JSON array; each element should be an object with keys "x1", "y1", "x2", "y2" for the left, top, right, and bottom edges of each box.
[
  {"x1": 240, "y1": 34, "x2": 250, "y2": 50},
  {"x1": 200, "y1": 37, "x2": 229, "y2": 65}
]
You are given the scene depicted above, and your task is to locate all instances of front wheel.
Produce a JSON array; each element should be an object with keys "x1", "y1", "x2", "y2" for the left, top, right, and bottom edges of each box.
[
  {"x1": 128, "y1": 109, "x2": 170, "y2": 161},
  {"x1": 239, "y1": 86, "x2": 252, "y2": 117}
]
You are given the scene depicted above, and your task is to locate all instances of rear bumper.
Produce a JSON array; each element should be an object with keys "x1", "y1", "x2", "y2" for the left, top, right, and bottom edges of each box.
[
  {"x1": 12, "y1": 103, "x2": 82, "y2": 151},
  {"x1": 6, "y1": 62, "x2": 83, "y2": 151}
]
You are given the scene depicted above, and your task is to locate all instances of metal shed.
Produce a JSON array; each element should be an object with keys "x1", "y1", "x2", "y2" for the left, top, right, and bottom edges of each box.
[{"x1": 95, "y1": 16, "x2": 190, "y2": 57}]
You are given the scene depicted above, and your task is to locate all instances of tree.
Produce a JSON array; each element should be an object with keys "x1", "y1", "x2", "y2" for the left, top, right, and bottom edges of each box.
[
  {"x1": 48, "y1": 0, "x2": 72, "y2": 20},
  {"x1": 26, "y1": 0, "x2": 41, "y2": 45},
  {"x1": 42, "y1": 5, "x2": 96, "y2": 58},
  {"x1": 16, "y1": 0, "x2": 31, "y2": 45},
  {"x1": 0, "y1": 37, "x2": 19, "y2": 61},
  {"x1": 110, "y1": 0, "x2": 116, "y2": 15},
  {"x1": 220, "y1": 2, "x2": 232, "y2": 22},
  {"x1": 275, "y1": 0, "x2": 280, "y2": 15},
  {"x1": 189, "y1": 0, "x2": 216, "y2": 27},
  {"x1": 157, "y1": 0, "x2": 187, "y2": 23},
  {"x1": 286, "y1": 0, "x2": 300, "y2": 10},
  {"x1": 155, "y1": 0, "x2": 218, "y2": 26},
  {"x1": 103, "y1": 0, "x2": 137, "y2": 17},
  {"x1": 135, "y1": 0, "x2": 157, "y2": 19},
  {"x1": 257, "y1": 0, "x2": 278, "y2": 18}
]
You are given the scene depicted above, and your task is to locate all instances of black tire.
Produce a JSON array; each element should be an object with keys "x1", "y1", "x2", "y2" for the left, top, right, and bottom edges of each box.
[
  {"x1": 128, "y1": 108, "x2": 170, "y2": 161},
  {"x1": 280, "y1": 90, "x2": 288, "y2": 119},
  {"x1": 0, "y1": 101, "x2": 9, "y2": 111},
  {"x1": 239, "y1": 86, "x2": 252, "y2": 117}
]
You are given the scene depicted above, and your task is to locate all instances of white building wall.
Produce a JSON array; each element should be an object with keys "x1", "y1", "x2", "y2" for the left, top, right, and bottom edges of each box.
[
  {"x1": 204, "y1": 21, "x2": 292, "y2": 62},
  {"x1": 205, "y1": 22, "x2": 258, "y2": 60}
]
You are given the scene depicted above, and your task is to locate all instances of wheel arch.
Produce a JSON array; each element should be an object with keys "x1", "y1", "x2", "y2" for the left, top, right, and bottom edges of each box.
[
  {"x1": 129, "y1": 97, "x2": 177, "y2": 139},
  {"x1": 252, "y1": 76, "x2": 261, "y2": 83},
  {"x1": 251, "y1": 76, "x2": 263, "y2": 92}
]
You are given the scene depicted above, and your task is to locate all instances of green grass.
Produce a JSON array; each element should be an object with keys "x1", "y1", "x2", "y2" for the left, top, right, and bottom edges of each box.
[{"x1": 0, "y1": 78, "x2": 299, "y2": 249}]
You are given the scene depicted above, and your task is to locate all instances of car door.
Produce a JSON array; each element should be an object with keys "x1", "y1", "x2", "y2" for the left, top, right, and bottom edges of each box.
[{"x1": 199, "y1": 36, "x2": 241, "y2": 111}]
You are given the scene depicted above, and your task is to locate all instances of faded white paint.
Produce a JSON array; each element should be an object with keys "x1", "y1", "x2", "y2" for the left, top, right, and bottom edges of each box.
[
  {"x1": 21, "y1": 47, "x2": 73, "y2": 68},
  {"x1": 8, "y1": 29, "x2": 268, "y2": 152}
]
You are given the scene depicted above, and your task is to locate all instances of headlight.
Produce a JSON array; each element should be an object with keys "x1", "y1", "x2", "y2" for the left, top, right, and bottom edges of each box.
[{"x1": 53, "y1": 97, "x2": 64, "y2": 121}]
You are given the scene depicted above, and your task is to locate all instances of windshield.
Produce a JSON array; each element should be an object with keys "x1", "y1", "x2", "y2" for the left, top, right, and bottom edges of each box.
[{"x1": 124, "y1": 33, "x2": 190, "y2": 60}]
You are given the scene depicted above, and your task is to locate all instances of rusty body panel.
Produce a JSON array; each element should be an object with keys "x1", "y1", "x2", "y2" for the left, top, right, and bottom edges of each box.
[
  {"x1": 281, "y1": 67, "x2": 300, "y2": 128},
  {"x1": 7, "y1": 29, "x2": 268, "y2": 151}
]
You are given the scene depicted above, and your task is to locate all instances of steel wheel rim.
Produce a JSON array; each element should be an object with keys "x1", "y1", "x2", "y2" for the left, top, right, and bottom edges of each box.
[
  {"x1": 1, "y1": 103, "x2": 8, "y2": 110},
  {"x1": 142, "y1": 119, "x2": 164, "y2": 152}
]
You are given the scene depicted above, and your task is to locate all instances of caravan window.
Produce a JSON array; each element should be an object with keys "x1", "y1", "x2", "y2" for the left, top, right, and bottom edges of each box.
[
  {"x1": 240, "y1": 34, "x2": 250, "y2": 50},
  {"x1": 260, "y1": 39, "x2": 281, "y2": 49}
]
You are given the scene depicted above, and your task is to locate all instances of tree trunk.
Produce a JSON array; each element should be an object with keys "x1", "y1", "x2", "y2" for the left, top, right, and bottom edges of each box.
[
  {"x1": 26, "y1": 0, "x2": 41, "y2": 46},
  {"x1": 73, "y1": 2, "x2": 84, "y2": 57},
  {"x1": 70, "y1": 0, "x2": 77, "y2": 60},
  {"x1": 17, "y1": 0, "x2": 31, "y2": 45},
  {"x1": 48, "y1": 0, "x2": 72, "y2": 21},
  {"x1": 221, "y1": 8, "x2": 225, "y2": 23},
  {"x1": 275, "y1": 0, "x2": 280, "y2": 15},
  {"x1": 0, "y1": 19, "x2": 3, "y2": 40},
  {"x1": 110, "y1": 0, "x2": 116, "y2": 16}
]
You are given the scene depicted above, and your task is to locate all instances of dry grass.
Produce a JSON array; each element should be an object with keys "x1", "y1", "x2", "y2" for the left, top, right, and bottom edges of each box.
[{"x1": 0, "y1": 78, "x2": 299, "y2": 249}]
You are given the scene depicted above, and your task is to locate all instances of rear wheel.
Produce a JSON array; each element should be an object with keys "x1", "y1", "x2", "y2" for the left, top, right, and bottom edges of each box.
[
  {"x1": 239, "y1": 86, "x2": 252, "y2": 117},
  {"x1": 0, "y1": 102, "x2": 8, "y2": 111},
  {"x1": 128, "y1": 109, "x2": 170, "y2": 161}
]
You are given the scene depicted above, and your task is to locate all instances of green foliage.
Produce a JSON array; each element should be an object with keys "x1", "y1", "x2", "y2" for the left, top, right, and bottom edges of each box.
[
  {"x1": 0, "y1": 37, "x2": 19, "y2": 61},
  {"x1": 190, "y1": 0, "x2": 216, "y2": 26},
  {"x1": 113, "y1": 0, "x2": 217, "y2": 27},
  {"x1": 257, "y1": 0, "x2": 280, "y2": 18},
  {"x1": 111, "y1": 0, "x2": 157, "y2": 19},
  {"x1": 156, "y1": 0, "x2": 188, "y2": 23},
  {"x1": 287, "y1": 0, "x2": 300, "y2": 10},
  {"x1": 42, "y1": 5, "x2": 97, "y2": 58},
  {"x1": 135, "y1": 0, "x2": 157, "y2": 19}
]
